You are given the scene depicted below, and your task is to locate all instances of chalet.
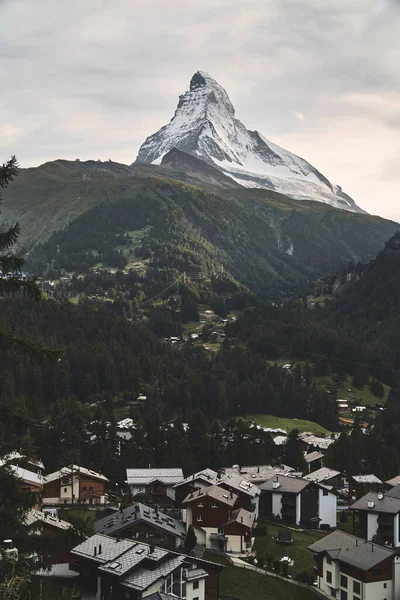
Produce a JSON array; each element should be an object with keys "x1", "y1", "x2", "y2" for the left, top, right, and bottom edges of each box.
[
  {"x1": 216, "y1": 472, "x2": 260, "y2": 517},
  {"x1": 309, "y1": 530, "x2": 400, "y2": 600},
  {"x1": 174, "y1": 469, "x2": 218, "y2": 508},
  {"x1": 349, "y1": 475, "x2": 383, "y2": 502},
  {"x1": 94, "y1": 503, "x2": 185, "y2": 550},
  {"x1": 127, "y1": 468, "x2": 184, "y2": 508},
  {"x1": 0, "y1": 452, "x2": 44, "y2": 494},
  {"x1": 222, "y1": 508, "x2": 255, "y2": 553},
  {"x1": 298, "y1": 432, "x2": 336, "y2": 452},
  {"x1": 304, "y1": 467, "x2": 347, "y2": 490},
  {"x1": 70, "y1": 533, "x2": 223, "y2": 600},
  {"x1": 258, "y1": 475, "x2": 337, "y2": 529},
  {"x1": 304, "y1": 451, "x2": 324, "y2": 473},
  {"x1": 222, "y1": 464, "x2": 297, "y2": 485},
  {"x1": 42, "y1": 465, "x2": 109, "y2": 506},
  {"x1": 25, "y1": 509, "x2": 73, "y2": 563},
  {"x1": 351, "y1": 487, "x2": 400, "y2": 547}
]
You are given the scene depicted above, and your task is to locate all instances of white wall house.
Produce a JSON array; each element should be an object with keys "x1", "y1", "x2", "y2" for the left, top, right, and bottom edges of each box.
[
  {"x1": 351, "y1": 489, "x2": 400, "y2": 547},
  {"x1": 309, "y1": 531, "x2": 400, "y2": 600}
]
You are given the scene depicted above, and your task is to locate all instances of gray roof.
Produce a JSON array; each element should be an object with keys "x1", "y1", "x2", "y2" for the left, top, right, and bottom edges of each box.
[
  {"x1": 145, "y1": 593, "x2": 177, "y2": 600},
  {"x1": 44, "y1": 465, "x2": 109, "y2": 484},
  {"x1": 71, "y1": 533, "x2": 135, "y2": 564},
  {"x1": 304, "y1": 467, "x2": 341, "y2": 484},
  {"x1": 182, "y1": 485, "x2": 237, "y2": 507},
  {"x1": 351, "y1": 492, "x2": 400, "y2": 514},
  {"x1": 385, "y1": 486, "x2": 400, "y2": 499},
  {"x1": 352, "y1": 474, "x2": 383, "y2": 484},
  {"x1": 99, "y1": 544, "x2": 167, "y2": 577},
  {"x1": 304, "y1": 451, "x2": 324, "y2": 464},
  {"x1": 126, "y1": 468, "x2": 184, "y2": 486},
  {"x1": 386, "y1": 475, "x2": 400, "y2": 487},
  {"x1": 94, "y1": 503, "x2": 186, "y2": 538},
  {"x1": 258, "y1": 475, "x2": 310, "y2": 494},
  {"x1": 223, "y1": 464, "x2": 296, "y2": 483},
  {"x1": 308, "y1": 530, "x2": 395, "y2": 571},
  {"x1": 122, "y1": 555, "x2": 186, "y2": 590},
  {"x1": 224, "y1": 508, "x2": 255, "y2": 529},
  {"x1": 217, "y1": 472, "x2": 260, "y2": 498},
  {"x1": 25, "y1": 510, "x2": 72, "y2": 531},
  {"x1": 184, "y1": 568, "x2": 208, "y2": 581},
  {"x1": 174, "y1": 468, "x2": 218, "y2": 488}
]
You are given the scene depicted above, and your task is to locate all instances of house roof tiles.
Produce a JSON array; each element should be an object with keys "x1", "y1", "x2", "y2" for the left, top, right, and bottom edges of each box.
[
  {"x1": 308, "y1": 530, "x2": 395, "y2": 571},
  {"x1": 94, "y1": 503, "x2": 185, "y2": 538},
  {"x1": 351, "y1": 492, "x2": 400, "y2": 514},
  {"x1": 182, "y1": 485, "x2": 237, "y2": 507},
  {"x1": 126, "y1": 468, "x2": 184, "y2": 486}
]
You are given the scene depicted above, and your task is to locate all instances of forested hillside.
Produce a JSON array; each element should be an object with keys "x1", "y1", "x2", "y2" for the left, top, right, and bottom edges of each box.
[{"x1": 3, "y1": 159, "x2": 398, "y2": 301}]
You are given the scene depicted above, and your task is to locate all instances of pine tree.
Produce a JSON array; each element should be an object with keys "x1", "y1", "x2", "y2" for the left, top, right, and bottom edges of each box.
[
  {"x1": 0, "y1": 156, "x2": 41, "y2": 353},
  {"x1": 184, "y1": 524, "x2": 197, "y2": 554}
]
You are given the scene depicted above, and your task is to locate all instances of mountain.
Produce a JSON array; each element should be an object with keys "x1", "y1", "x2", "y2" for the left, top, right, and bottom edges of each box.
[
  {"x1": 136, "y1": 71, "x2": 362, "y2": 212},
  {"x1": 322, "y1": 231, "x2": 400, "y2": 371},
  {"x1": 4, "y1": 159, "x2": 396, "y2": 300}
]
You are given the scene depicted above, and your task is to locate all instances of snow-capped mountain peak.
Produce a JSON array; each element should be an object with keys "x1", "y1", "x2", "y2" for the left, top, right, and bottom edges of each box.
[{"x1": 135, "y1": 72, "x2": 363, "y2": 212}]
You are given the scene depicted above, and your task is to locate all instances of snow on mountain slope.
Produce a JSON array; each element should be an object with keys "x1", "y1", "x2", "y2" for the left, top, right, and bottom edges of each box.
[{"x1": 135, "y1": 71, "x2": 363, "y2": 212}]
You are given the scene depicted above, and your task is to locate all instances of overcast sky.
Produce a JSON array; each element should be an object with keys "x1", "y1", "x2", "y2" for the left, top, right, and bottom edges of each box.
[{"x1": 1, "y1": 0, "x2": 399, "y2": 220}]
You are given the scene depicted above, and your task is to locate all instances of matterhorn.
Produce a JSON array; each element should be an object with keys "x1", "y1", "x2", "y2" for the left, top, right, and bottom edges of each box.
[{"x1": 135, "y1": 71, "x2": 362, "y2": 212}]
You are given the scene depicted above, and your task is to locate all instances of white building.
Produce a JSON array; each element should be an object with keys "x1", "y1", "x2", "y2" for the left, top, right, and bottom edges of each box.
[{"x1": 309, "y1": 530, "x2": 400, "y2": 600}]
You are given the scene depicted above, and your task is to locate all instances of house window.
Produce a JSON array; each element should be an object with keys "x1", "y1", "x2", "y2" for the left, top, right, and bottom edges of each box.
[
  {"x1": 340, "y1": 591, "x2": 347, "y2": 600},
  {"x1": 212, "y1": 503, "x2": 218, "y2": 508},
  {"x1": 327, "y1": 556, "x2": 332, "y2": 565},
  {"x1": 89, "y1": 487, "x2": 93, "y2": 493},
  {"x1": 197, "y1": 515, "x2": 203, "y2": 522},
  {"x1": 326, "y1": 571, "x2": 332, "y2": 584},
  {"x1": 218, "y1": 527, "x2": 224, "y2": 534},
  {"x1": 193, "y1": 581, "x2": 199, "y2": 590},
  {"x1": 353, "y1": 581, "x2": 360, "y2": 595},
  {"x1": 198, "y1": 502, "x2": 204, "y2": 507},
  {"x1": 64, "y1": 488, "x2": 67, "y2": 493},
  {"x1": 340, "y1": 575, "x2": 348, "y2": 589},
  {"x1": 82, "y1": 487, "x2": 87, "y2": 492},
  {"x1": 330, "y1": 589, "x2": 336, "y2": 598},
  {"x1": 384, "y1": 584, "x2": 387, "y2": 589},
  {"x1": 371, "y1": 569, "x2": 382, "y2": 577},
  {"x1": 323, "y1": 489, "x2": 329, "y2": 496}
]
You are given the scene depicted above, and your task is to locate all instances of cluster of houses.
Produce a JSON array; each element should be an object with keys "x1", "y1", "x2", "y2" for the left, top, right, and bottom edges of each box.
[{"x1": 9, "y1": 441, "x2": 400, "y2": 600}]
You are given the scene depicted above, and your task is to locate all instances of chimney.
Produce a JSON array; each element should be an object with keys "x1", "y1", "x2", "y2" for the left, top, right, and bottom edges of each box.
[
  {"x1": 367, "y1": 500, "x2": 375, "y2": 509},
  {"x1": 149, "y1": 544, "x2": 155, "y2": 554},
  {"x1": 98, "y1": 544, "x2": 102, "y2": 555},
  {"x1": 273, "y1": 478, "x2": 280, "y2": 490},
  {"x1": 378, "y1": 492, "x2": 384, "y2": 500},
  {"x1": 230, "y1": 490, "x2": 233, "y2": 499}
]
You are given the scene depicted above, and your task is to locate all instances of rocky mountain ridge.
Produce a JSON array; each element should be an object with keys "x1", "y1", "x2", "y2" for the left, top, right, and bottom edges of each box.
[{"x1": 136, "y1": 71, "x2": 362, "y2": 212}]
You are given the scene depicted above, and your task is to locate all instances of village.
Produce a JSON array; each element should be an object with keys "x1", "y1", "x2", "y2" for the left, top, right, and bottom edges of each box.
[{"x1": 3, "y1": 427, "x2": 400, "y2": 600}]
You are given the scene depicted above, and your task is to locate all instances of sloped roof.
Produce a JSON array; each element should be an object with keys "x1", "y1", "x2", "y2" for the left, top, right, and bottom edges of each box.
[
  {"x1": 44, "y1": 465, "x2": 109, "y2": 484},
  {"x1": 72, "y1": 533, "x2": 135, "y2": 564},
  {"x1": 122, "y1": 556, "x2": 186, "y2": 590},
  {"x1": 351, "y1": 492, "x2": 400, "y2": 514},
  {"x1": 258, "y1": 475, "x2": 310, "y2": 494},
  {"x1": 352, "y1": 474, "x2": 382, "y2": 484},
  {"x1": 299, "y1": 433, "x2": 335, "y2": 450},
  {"x1": 25, "y1": 510, "x2": 72, "y2": 531},
  {"x1": 308, "y1": 530, "x2": 394, "y2": 571},
  {"x1": 218, "y1": 472, "x2": 260, "y2": 498},
  {"x1": 0, "y1": 451, "x2": 45, "y2": 470},
  {"x1": 304, "y1": 451, "x2": 324, "y2": 464},
  {"x1": 94, "y1": 503, "x2": 185, "y2": 538},
  {"x1": 126, "y1": 468, "x2": 184, "y2": 486},
  {"x1": 304, "y1": 467, "x2": 341, "y2": 484},
  {"x1": 224, "y1": 508, "x2": 255, "y2": 529},
  {"x1": 182, "y1": 485, "x2": 237, "y2": 507},
  {"x1": 9, "y1": 465, "x2": 42, "y2": 486},
  {"x1": 223, "y1": 464, "x2": 296, "y2": 483},
  {"x1": 174, "y1": 468, "x2": 218, "y2": 488},
  {"x1": 386, "y1": 475, "x2": 400, "y2": 487}
]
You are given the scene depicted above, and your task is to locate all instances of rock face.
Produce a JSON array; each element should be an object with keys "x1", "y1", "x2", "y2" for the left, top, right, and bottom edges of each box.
[{"x1": 135, "y1": 71, "x2": 363, "y2": 212}]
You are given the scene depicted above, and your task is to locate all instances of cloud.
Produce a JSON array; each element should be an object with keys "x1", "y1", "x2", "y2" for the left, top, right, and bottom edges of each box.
[{"x1": 0, "y1": 0, "x2": 399, "y2": 220}]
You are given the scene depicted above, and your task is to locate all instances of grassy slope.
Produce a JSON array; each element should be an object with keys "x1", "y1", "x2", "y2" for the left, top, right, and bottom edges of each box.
[
  {"x1": 253, "y1": 525, "x2": 325, "y2": 575},
  {"x1": 204, "y1": 553, "x2": 314, "y2": 600},
  {"x1": 240, "y1": 414, "x2": 332, "y2": 435},
  {"x1": 313, "y1": 373, "x2": 389, "y2": 407}
]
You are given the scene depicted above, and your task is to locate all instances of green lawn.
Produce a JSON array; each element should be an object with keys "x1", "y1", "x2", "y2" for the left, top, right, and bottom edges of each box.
[
  {"x1": 204, "y1": 552, "x2": 314, "y2": 600},
  {"x1": 240, "y1": 414, "x2": 332, "y2": 435},
  {"x1": 253, "y1": 525, "x2": 325, "y2": 576},
  {"x1": 312, "y1": 374, "x2": 389, "y2": 407}
]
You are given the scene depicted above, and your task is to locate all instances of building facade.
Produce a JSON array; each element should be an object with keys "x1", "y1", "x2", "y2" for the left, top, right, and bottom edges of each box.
[{"x1": 42, "y1": 465, "x2": 109, "y2": 506}]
